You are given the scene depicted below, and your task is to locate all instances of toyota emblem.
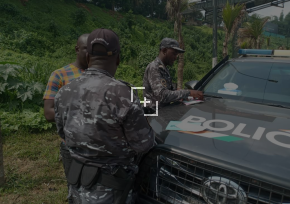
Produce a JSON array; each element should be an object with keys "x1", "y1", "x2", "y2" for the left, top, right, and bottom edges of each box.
[{"x1": 201, "y1": 176, "x2": 247, "y2": 204}]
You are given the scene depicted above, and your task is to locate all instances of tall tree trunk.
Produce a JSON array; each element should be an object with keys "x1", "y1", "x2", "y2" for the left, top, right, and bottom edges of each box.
[
  {"x1": 231, "y1": 34, "x2": 236, "y2": 58},
  {"x1": 223, "y1": 33, "x2": 229, "y2": 58},
  {"x1": 177, "y1": 35, "x2": 185, "y2": 89},
  {"x1": 112, "y1": 0, "x2": 115, "y2": 11},
  {"x1": 0, "y1": 123, "x2": 4, "y2": 187},
  {"x1": 257, "y1": 36, "x2": 260, "y2": 49},
  {"x1": 177, "y1": 13, "x2": 185, "y2": 90},
  {"x1": 231, "y1": 19, "x2": 243, "y2": 58},
  {"x1": 151, "y1": 2, "x2": 154, "y2": 17}
]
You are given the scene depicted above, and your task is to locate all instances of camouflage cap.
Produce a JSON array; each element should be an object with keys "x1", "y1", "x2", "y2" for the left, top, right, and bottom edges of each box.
[
  {"x1": 160, "y1": 38, "x2": 185, "y2": 53},
  {"x1": 87, "y1": 28, "x2": 120, "y2": 56}
]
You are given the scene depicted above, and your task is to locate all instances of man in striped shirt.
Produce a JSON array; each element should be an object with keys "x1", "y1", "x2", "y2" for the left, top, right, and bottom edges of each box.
[
  {"x1": 43, "y1": 34, "x2": 89, "y2": 121},
  {"x1": 43, "y1": 33, "x2": 89, "y2": 204}
]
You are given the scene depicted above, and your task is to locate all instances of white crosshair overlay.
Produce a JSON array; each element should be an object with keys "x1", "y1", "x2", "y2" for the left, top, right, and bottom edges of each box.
[{"x1": 131, "y1": 87, "x2": 158, "y2": 116}]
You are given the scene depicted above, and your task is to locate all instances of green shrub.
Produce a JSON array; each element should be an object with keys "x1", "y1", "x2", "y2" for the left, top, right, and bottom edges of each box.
[
  {"x1": 0, "y1": 63, "x2": 45, "y2": 110},
  {"x1": 71, "y1": 9, "x2": 87, "y2": 26},
  {"x1": 136, "y1": 46, "x2": 158, "y2": 77},
  {"x1": 46, "y1": 20, "x2": 59, "y2": 37},
  {"x1": 0, "y1": 3, "x2": 19, "y2": 16},
  {"x1": 2, "y1": 30, "x2": 54, "y2": 56},
  {"x1": 0, "y1": 108, "x2": 53, "y2": 136},
  {"x1": 115, "y1": 64, "x2": 143, "y2": 99},
  {"x1": 124, "y1": 10, "x2": 136, "y2": 30}
]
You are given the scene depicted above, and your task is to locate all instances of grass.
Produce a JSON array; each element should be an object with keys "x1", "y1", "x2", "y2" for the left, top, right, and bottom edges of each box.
[{"x1": 0, "y1": 129, "x2": 68, "y2": 204}]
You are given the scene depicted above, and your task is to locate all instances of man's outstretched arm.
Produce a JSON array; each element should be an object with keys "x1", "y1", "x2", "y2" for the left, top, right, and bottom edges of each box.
[
  {"x1": 44, "y1": 99, "x2": 55, "y2": 122},
  {"x1": 43, "y1": 71, "x2": 61, "y2": 122}
]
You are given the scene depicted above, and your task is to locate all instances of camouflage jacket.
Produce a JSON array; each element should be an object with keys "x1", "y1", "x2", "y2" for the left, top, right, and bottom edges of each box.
[
  {"x1": 54, "y1": 68, "x2": 154, "y2": 171},
  {"x1": 143, "y1": 57, "x2": 190, "y2": 109}
]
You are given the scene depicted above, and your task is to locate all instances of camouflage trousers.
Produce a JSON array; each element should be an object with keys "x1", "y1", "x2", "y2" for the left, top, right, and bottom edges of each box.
[
  {"x1": 69, "y1": 183, "x2": 135, "y2": 204},
  {"x1": 60, "y1": 142, "x2": 74, "y2": 204}
]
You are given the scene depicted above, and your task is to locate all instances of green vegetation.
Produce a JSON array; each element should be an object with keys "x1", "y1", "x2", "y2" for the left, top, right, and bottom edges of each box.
[
  {"x1": 166, "y1": 0, "x2": 189, "y2": 89},
  {"x1": 270, "y1": 10, "x2": 290, "y2": 38},
  {"x1": 239, "y1": 14, "x2": 270, "y2": 49},
  {"x1": 222, "y1": 2, "x2": 245, "y2": 57},
  {"x1": 0, "y1": 0, "x2": 226, "y2": 135},
  {"x1": 261, "y1": 35, "x2": 288, "y2": 50}
]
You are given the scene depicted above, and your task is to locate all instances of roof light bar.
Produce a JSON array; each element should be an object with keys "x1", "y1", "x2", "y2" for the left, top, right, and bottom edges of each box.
[
  {"x1": 239, "y1": 49, "x2": 290, "y2": 57},
  {"x1": 238, "y1": 49, "x2": 273, "y2": 55}
]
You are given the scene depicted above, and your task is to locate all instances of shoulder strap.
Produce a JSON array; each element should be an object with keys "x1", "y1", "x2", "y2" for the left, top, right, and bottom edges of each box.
[
  {"x1": 118, "y1": 80, "x2": 139, "y2": 98},
  {"x1": 118, "y1": 79, "x2": 133, "y2": 87}
]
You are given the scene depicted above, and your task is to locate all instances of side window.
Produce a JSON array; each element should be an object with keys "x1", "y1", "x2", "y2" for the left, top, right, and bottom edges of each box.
[
  {"x1": 202, "y1": 63, "x2": 234, "y2": 93},
  {"x1": 264, "y1": 63, "x2": 290, "y2": 104}
]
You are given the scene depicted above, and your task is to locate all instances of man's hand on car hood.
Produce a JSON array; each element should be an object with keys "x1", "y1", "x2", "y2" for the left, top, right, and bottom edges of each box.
[{"x1": 190, "y1": 90, "x2": 204, "y2": 100}]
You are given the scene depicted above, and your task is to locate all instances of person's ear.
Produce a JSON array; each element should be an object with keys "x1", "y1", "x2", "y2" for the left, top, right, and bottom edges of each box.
[
  {"x1": 86, "y1": 53, "x2": 90, "y2": 66},
  {"x1": 116, "y1": 54, "x2": 120, "y2": 66},
  {"x1": 163, "y1": 48, "x2": 167, "y2": 56},
  {"x1": 75, "y1": 45, "x2": 80, "y2": 54}
]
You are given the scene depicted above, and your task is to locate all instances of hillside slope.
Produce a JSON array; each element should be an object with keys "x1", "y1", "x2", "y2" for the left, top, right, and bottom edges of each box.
[{"x1": 0, "y1": 0, "x2": 226, "y2": 88}]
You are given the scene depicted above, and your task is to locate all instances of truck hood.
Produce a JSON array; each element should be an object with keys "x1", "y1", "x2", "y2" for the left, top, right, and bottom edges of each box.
[{"x1": 148, "y1": 98, "x2": 290, "y2": 186}]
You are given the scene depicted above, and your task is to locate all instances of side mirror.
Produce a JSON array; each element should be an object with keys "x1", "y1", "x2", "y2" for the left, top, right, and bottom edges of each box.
[{"x1": 185, "y1": 80, "x2": 199, "y2": 90}]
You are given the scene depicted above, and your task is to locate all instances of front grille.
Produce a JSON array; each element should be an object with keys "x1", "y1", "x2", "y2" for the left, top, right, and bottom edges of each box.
[{"x1": 136, "y1": 147, "x2": 290, "y2": 204}]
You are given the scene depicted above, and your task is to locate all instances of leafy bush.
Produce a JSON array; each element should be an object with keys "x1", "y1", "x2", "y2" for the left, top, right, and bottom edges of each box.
[
  {"x1": 46, "y1": 20, "x2": 59, "y2": 37},
  {"x1": 0, "y1": 3, "x2": 19, "y2": 16},
  {"x1": 0, "y1": 108, "x2": 53, "y2": 136},
  {"x1": 115, "y1": 64, "x2": 143, "y2": 99},
  {"x1": 71, "y1": 9, "x2": 87, "y2": 26},
  {"x1": 2, "y1": 30, "x2": 54, "y2": 56},
  {"x1": 124, "y1": 10, "x2": 136, "y2": 30},
  {"x1": 240, "y1": 41, "x2": 249, "y2": 49},
  {"x1": 136, "y1": 46, "x2": 158, "y2": 77},
  {"x1": 0, "y1": 63, "x2": 45, "y2": 110}
]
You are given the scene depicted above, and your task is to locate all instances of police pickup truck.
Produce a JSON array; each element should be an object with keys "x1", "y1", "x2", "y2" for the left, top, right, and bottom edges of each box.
[{"x1": 136, "y1": 49, "x2": 290, "y2": 204}]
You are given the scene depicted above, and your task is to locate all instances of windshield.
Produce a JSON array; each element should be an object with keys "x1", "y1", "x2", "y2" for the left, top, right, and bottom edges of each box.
[{"x1": 202, "y1": 61, "x2": 290, "y2": 107}]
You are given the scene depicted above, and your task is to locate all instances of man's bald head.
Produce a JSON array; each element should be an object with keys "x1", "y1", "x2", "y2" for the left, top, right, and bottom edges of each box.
[{"x1": 77, "y1": 34, "x2": 89, "y2": 47}]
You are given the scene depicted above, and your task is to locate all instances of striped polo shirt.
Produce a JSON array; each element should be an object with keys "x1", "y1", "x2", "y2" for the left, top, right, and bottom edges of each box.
[{"x1": 43, "y1": 64, "x2": 84, "y2": 100}]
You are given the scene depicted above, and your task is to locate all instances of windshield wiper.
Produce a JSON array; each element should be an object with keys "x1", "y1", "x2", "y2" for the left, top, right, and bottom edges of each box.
[
  {"x1": 204, "y1": 94, "x2": 223, "y2": 99},
  {"x1": 265, "y1": 104, "x2": 290, "y2": 109},
  {"x1": 250, "y1": 102, "x2": 290, "y2": 109}
]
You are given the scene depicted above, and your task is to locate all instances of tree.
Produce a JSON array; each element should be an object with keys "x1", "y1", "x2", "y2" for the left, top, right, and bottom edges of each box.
[
  {"x1": 166, "y1": 0, "x2": 188, "y2": 89},
  {"x1": 222, "y1": 2, "x2": 245, "y2": 58},
  {"x1": 182, "y1": 8, "x2": 204, "y2": 25},
  {"x1": 279, "y1": 10, "x2": 284, "y2": 22},
  {"x1": 125, "y1": 10, "x2": 135, "y2": 30},
  {"x1": 238, "y1": 14, "x2": 270, "y2": 49},
  {"x1": 0, "y1": 123, "x2": 4, "y2": 187},
  {"x1": 87, "y1": 0, "x2": 168, "y2": 19},
  {"x1": 272, "y1": 15, "x2": 279, "y2": 23},
  {"x1": 266, "y1": 37, "x2": 270, "y2": 49}
]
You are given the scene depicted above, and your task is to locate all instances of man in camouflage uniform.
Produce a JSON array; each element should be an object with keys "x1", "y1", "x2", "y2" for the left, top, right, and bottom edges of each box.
[
  {"x1": 54, "y1": 28, "x2": 155, "y2": 204},
  {"x1": 143, "y1": 38, "x2": 203, "y2": 110}
]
